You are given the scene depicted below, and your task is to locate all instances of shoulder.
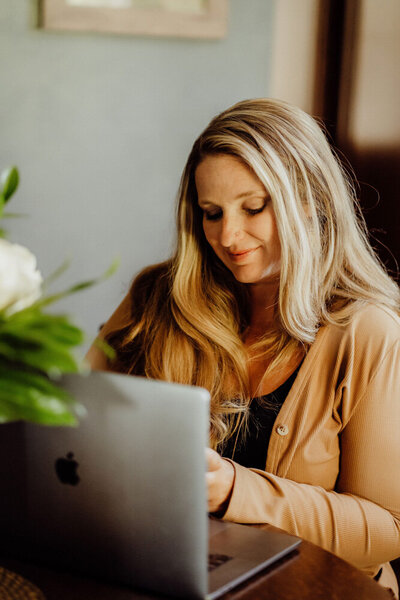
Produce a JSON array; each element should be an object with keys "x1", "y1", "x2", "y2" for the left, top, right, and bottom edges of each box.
[
  {"x1": 341, "y1": 303, "x2": 399, "y2": 339},
  {"x1": 96, "y1": 261, "x2": 172, "y2": 339},
  {"x1": 350, "y1": 302, "x2": 399, "y2": 327},
  {"x1": 317, "y1": 303, "x2": 399, "y2": 368},
  {"x1": 108, "y1": 260, "x2": 172, "y2": 331},
  {"x1": 326, "y1": 303, "x2": 399, "y2": 341},
  {"x1": 307, "y1": 304, "x2": 400, "y2": 424},
  {"x1": 128, "y1": 260, "x2": 172, "y2": 313},
  {"x1": 130, "y1": 260, "x2": 171, "y2": 292},
  {"x1": 130, "y1": 260, "x2": 171, "y2": 298}
]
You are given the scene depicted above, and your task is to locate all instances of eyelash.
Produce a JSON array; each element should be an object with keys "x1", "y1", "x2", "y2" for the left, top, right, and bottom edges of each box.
[{"x1": 203, "y1": 202, "x2": 267, "y2": 221}]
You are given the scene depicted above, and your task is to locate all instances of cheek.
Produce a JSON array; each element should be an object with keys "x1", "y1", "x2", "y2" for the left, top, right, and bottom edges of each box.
[
  {"x1": 202, "y1": 219, "x2": 216, "y2": 246},
  {"x1": 271, "y1": 223, "x2": 281, "y2": 258},
  {"x1": 256, "y1": 213, "x2": 281, "y2": 255},
  {"x1": 267, "y1": 223, "x2": 281, "y2": 255}
]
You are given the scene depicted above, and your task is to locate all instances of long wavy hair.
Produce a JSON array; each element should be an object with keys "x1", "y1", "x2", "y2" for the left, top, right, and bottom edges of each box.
[{"x1": 106, "y1": 98, "x2": 400, "y2": 449}]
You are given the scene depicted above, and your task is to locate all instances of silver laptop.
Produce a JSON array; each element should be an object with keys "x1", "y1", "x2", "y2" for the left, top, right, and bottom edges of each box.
[{"x1": 0, "y1": 371, "x2": 301, "y2": 599}]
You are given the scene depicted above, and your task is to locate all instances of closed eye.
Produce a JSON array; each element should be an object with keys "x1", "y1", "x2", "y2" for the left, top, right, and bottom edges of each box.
[
  {"x1": 246, "y1": 204, "x2": 265, "y2": 215},
  {"x1": 203, "y1": 210, "x2": 222, "y2": 221},
  {"x1": 202, "y1": 198, "x2": 268, "y2": 221},
  {"x1": 245, "y1": 197, "x2": 268, "y2": 215}
]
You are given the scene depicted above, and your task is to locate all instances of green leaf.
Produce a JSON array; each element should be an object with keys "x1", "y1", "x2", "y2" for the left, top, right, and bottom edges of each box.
[
  {"x1": 0, "y1": 167, "x2": 19, "y2": 203},
  {"x1": 1, "y1": 212, "x2": 27, "y2": 218},
  {"x1": 0, "y1": 340, "x2": 81, "y2": 375},
  {"x1": 42, "y1": 257, "x2": 71, "y2": 291},
  {"x1": 0, "y1": 363, "x2": 71, "y2": 397},
  {"x1": 92, "y1": 336, "x2": 116, "y2": 361},
  {"x1": 0, "y1": 396, "x2": 78, "y2": 426},
  {"x1": 0, "y1": 399, "x2": 24, "y2": 423},
  {"x1": 33, "y1": 257, "x2": 120, "y2": 310},
  {"x1": 0, "y1": 308, "x2": 85, "y2": 377},
  {"x1": 0, "y1": 314, "x2": 85, "y2": 347},
  {"x1": 0, "y1": 365, "x2": 84, "y2": 426}
]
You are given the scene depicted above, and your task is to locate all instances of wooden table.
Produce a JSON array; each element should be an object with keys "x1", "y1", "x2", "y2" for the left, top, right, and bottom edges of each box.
[{"x1": 0, "y1": 525, "x2": 393, "y2": 600}]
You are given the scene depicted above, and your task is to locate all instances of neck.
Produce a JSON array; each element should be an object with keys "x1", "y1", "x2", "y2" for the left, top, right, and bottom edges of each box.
[{"x1": 247, "y1": 278, "x2": 280, "y2": 336}]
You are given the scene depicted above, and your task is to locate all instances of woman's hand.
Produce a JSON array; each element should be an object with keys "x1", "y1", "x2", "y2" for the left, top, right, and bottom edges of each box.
[{"x1": 206, "y1": 448, "x2": 235, "y2": 515}]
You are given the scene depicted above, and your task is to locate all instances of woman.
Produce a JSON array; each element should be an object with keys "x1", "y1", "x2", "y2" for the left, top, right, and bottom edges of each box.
[{"x1": 86, "y1": 99, "x2": 400, "y2": 596}]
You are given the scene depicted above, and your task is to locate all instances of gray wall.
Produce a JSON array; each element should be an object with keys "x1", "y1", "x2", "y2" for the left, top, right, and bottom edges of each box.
[{"x1": 0, "y1": 0, "x2": 275, "y2": 354}]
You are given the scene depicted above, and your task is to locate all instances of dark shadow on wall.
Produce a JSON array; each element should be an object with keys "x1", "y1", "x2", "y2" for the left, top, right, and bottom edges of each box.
[{"x1": 348, "y1": 147, "x2": 400, "y2": 281}]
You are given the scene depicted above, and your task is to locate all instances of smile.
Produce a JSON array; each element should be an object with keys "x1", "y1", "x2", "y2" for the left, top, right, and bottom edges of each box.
[{"x1": 227, "y1": 248, "x2": 259, "y2": 263}]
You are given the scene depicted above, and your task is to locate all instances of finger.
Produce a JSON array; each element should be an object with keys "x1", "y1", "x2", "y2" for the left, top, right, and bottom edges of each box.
[
  {"x1": 205, "y1": 447, "x2": 222, "y2": 471},
  {"x1": 205, "y1": 471, "x2": 214, "y2": 487},
  {"x1": 206, "y1": 468, "x2": 219, "y2": 483}
]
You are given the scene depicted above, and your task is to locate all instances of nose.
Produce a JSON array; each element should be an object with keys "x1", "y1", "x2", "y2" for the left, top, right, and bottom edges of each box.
[{"x1": 218, "y1": 214, "x2": 243, "y2": 248}]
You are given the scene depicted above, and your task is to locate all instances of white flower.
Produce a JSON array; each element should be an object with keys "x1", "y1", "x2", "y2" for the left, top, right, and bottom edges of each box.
[{"x1": 0, "y1": 238, "x2": 43, "y2": 314}]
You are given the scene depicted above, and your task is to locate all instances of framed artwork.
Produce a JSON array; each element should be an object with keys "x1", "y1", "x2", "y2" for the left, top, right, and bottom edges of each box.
[{"x1": 40, "y1": 0, "x2": 229, "y2": 39}]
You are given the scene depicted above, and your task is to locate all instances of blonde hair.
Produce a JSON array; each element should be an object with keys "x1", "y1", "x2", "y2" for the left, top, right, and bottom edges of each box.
[{"x1": 107, "y1": 98, "x2": 400, "y2": 448}]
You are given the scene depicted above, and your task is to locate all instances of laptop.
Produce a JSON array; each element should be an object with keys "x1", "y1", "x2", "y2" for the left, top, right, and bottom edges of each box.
[{"x1": 0, "y1": 371, "x2": 301, "y2": 599}]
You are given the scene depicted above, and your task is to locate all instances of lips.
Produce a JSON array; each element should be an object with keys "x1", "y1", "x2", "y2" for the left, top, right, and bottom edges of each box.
[{"x1": 227, "y1": 247, "x2": 259, "y2": 262}]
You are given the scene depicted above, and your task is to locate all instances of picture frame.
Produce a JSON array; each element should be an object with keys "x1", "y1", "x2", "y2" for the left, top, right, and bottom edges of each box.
[{"x1": 40, "y1": 0, "x2": 229, "y2": 39}]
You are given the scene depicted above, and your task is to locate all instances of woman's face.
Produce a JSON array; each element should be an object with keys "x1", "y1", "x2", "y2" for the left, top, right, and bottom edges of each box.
[{"x1": 195, "y1": 154, "x2": 281, "y2": 285}]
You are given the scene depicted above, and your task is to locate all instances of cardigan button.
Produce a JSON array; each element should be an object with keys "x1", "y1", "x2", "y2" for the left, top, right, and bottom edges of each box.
[{"x1": 276, "y1": 424, "x2": 289, "y2": 436}]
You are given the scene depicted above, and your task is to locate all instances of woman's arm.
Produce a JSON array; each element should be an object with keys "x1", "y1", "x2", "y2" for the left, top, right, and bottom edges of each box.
[
  {"x1": 213, "y1": 340, "x2": 400, "y2": 571},
  {"x1": 85, "y1": 292, "x2": 132, "y2": 371}
]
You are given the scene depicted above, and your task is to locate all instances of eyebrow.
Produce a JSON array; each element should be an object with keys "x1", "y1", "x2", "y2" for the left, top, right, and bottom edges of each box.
[
  {"x1": 198, "y1": 190, "x2": 266, "y2": 206},
  {"x1": 235, "y1": 190, "x2": 266, "y2": 199}
]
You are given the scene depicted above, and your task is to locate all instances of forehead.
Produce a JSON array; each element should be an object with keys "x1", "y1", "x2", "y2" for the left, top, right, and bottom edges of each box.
[{"x1": 195, "y1": 154, "x2": 265, "y2": 199}]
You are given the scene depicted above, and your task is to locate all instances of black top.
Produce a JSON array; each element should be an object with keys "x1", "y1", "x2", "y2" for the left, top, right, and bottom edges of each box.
[{"x1": 221, "y1": 366, "x2": 300, "y2": 469}]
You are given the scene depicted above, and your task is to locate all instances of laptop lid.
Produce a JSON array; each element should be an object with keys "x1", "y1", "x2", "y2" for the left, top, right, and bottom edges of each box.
[{"x1": 0, "y1": 371, "x2": 210, "y2": 599}]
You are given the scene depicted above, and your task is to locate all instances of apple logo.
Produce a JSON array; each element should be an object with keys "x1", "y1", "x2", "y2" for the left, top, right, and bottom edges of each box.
[{"x1": 55, "y1": 452, "x2": 80, "y2": 486}]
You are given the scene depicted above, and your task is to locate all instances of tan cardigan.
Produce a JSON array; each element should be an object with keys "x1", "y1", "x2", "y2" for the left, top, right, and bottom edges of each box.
[
  {"x1": 222, "y1": 304, "x2": 400, "y2": 597},
  {"x1": 88, "y1": 300, "x2": 400, "y2": 596}
]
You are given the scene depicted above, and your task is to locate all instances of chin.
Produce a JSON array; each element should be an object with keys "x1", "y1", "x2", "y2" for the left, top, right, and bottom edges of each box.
[
  {"x1": 230, "y1": 266, "x2": 280, "y2": 285},
  {"x1": 230, "y1": 269, "x2": 263, "y2": 284}
]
